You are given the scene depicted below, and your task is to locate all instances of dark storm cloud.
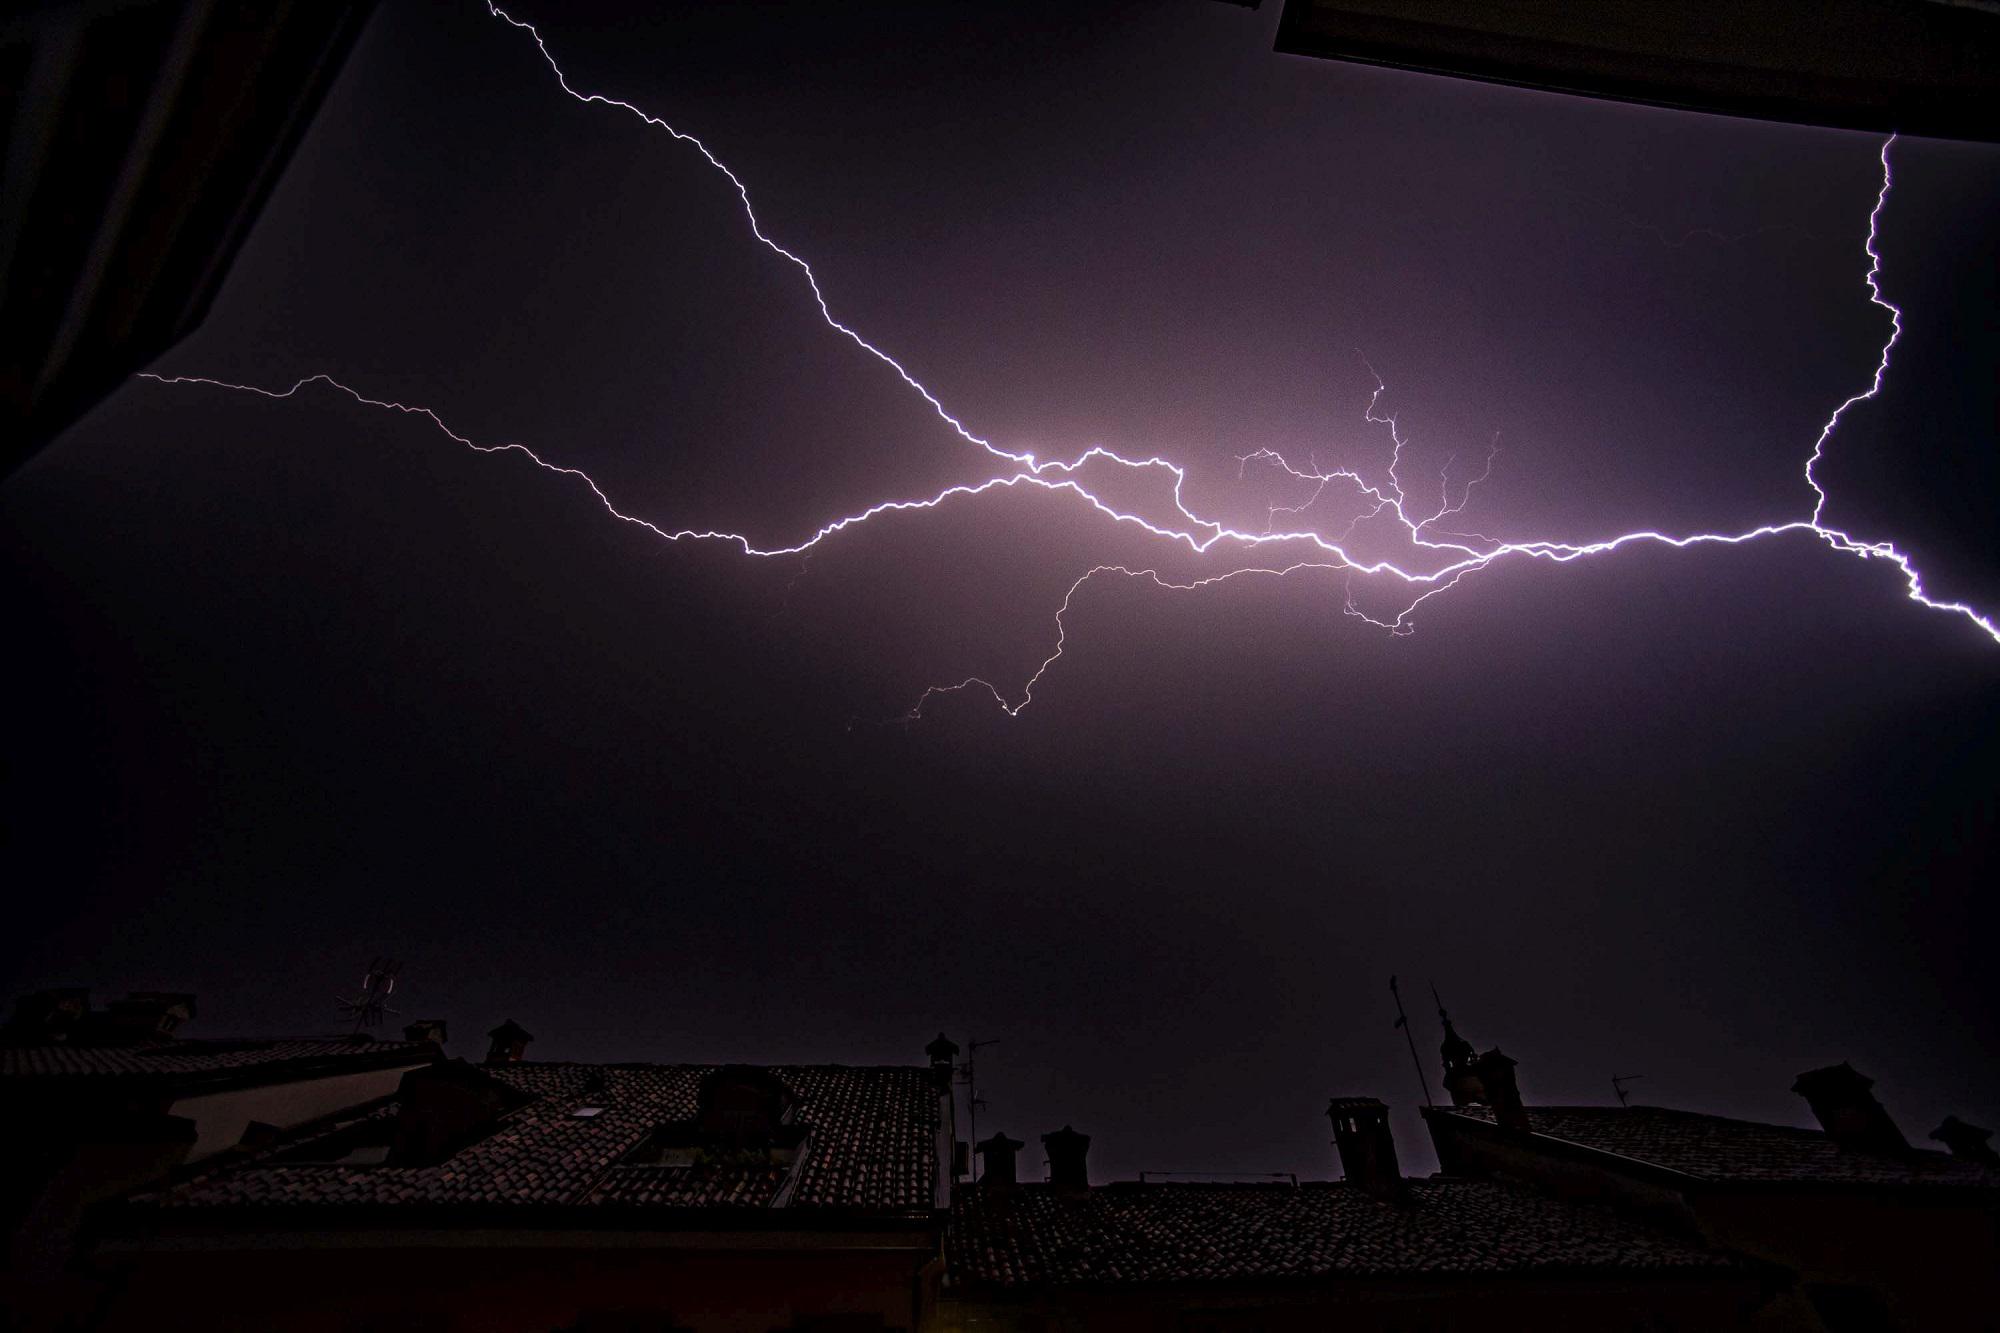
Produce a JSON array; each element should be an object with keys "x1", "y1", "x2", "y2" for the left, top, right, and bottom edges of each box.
[{"x1": 4, "y1": 1, "x2": 1995, "y2": 1178}]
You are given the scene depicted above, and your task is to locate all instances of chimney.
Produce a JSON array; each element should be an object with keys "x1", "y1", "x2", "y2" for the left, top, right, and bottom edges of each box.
[
  {"x1": 925, "y1": 1033, "x2": 960, "y2": 1204},
  {"x1": 926, "y1": 1032, "x2": 959, "y2": 1089},
  {"x1": 1327, "y1": 1097, "x2": 1406, "y2": 1204},
  {"x1": 1930, "y1": 1116, "x2": 1999, "y2": 1167},
  {"x1": 1474, "y1": 1048, "x2": 1530, "y2": 1133},
  {"x1": 1792, "y1": 1064, "x2": 1909, "y2": 1156},
  {"x1": 484, "y1": 1019, "x2": 534, "y2": 1065},
  {"x1": 101, "y1": 992, "x2": 197, "y2": 1041},
  {"x1": 977, "y1": 1132, "x2": 1025, "y2": 1186},
  {"x1": 403, "y1": 1019, "x2": 448, "y2": 1049},
  {"x1": 1042, "y1": 1125, "x2": 1091, "y2": 1190}
]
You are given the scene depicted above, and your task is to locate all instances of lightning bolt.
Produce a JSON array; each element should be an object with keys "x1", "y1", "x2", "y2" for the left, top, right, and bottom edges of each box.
[{"x1": 138, "y1": 8, "x2": 1998, "y2": 724}]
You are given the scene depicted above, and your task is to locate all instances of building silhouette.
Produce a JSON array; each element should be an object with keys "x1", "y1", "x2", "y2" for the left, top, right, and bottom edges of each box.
[
  {"x1": 0, "y1": 988, "x2": 437, "y2": 1330},
  {"x1": 3, "y1": 983, "x2": 1994, "y2": 1330}
]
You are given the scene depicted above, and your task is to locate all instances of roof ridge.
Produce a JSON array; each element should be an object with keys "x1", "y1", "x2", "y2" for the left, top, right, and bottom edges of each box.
[{"x1": 501, "y1": 1060, "x2": 928, "y2": 1072}]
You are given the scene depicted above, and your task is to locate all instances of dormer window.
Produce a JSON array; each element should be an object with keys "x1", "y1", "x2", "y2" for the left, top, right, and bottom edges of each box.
[{"x1": 620, "y1": 1067, "x2": 806, "y2": 1167}]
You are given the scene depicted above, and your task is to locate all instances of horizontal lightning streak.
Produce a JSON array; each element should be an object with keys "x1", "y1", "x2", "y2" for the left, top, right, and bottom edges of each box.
[{"x1": 140, "y1": 14, "x2": 1999, "y2": 723}]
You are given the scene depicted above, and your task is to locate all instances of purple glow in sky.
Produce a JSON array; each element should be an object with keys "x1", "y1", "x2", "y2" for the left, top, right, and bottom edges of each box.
[
  {"x1": 137, "y1": 6, "x2": 1995, "y2": 730},
  {"x1": 11, "y1": 0, "x2": 2000, "y2": 1184}
]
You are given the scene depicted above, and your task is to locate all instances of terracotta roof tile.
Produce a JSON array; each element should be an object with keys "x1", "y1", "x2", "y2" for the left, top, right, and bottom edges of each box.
[
  {"x1": 947, "y1": 1179, "x2": 1739, "y2": 1288},
  {"x1": 141, "y1": 1062, "x2": 937, "y2": 1216},
  {"x1": 0, "y1": 1036, "x2": 431, "y2": 1080}
]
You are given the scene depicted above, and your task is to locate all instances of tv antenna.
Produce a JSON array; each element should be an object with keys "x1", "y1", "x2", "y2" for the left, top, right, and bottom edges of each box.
[
  {"x1": 959, "y1": 1037, "x2": 1000, "y2": 1179},
  {"x1": 1389, "y1": 977, "x2": 1435, "y2": 1108},
  {"x1": 1612, "y1": 1073, "x2": 1646, "y2": 1107},
  {"x1": 335, "y1": 958, "x2": 403, "y2": 1033}
]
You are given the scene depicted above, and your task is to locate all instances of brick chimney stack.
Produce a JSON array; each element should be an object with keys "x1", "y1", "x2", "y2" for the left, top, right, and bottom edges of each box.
[
  {"x1": 403, "y1": 1019, "x2": 448, "y2": 1049},
  {"x1": 925, "y1": 1033, "x2": 960, "y2": 1206},
  {"x1": 1792, "y1": 1064, "x2": 1909, "y2": 1156},
  {"x1": 484, "y1": 1019, "x2": 533, "y2": 1065},
  {"x1": 977, "y1": 1132, "x2": 1025, "y2": 1186},
  {"x1": 1473, "y1": 1048, "x2": 1530, "y2": 1133},
  {"x1": 1930, "y1": 1116, "x2": 1999, "y2": 1167},
  {"x1": 1042, "y1": 1125, "x2": 1091, "y2": 1191},
  {"x1": 1327, "y1": 1097, "x2": 1406, "y2": 1204},
  {"x1": 925, "y1": 1032, "x2": 959, "y2": 1089}
]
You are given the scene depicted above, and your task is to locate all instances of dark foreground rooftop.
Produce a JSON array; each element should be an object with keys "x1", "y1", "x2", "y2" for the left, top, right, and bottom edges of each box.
[
  {"x1": 948, "y1": 1179, "x2": 1742, "y2": 1289},
  {"x1": 136, "y1": 1061, "x2": 939, "y2": 1218}
]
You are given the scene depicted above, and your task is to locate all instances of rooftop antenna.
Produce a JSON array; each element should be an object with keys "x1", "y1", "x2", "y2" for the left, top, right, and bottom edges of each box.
[
  {"x1": 1612, "y1": 1073, "x2": 1646, "y2": 1108},
  {"x1": 1389, "y1": 977, "x2": 1435, "y2": 1109},
  {"x1": 335, "y1": 957, "x2": 402, "y2": 1034},
  {"x1": 959, "y1": 1036, "x2": 1000, "y2": 1179}
]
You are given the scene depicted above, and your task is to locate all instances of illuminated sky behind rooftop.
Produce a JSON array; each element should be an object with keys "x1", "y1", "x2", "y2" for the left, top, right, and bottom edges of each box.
[{"x1": 4, "y1": 1, "x2": 1996, "y2": 1178}]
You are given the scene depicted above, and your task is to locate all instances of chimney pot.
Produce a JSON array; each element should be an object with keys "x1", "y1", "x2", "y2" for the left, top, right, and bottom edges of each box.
[
  {"x1": 484, "y1": 1019, "x2": 534, "y2": 1065},
  {"x1": 1473, "y1": 1048, "x2": 1530, "y2": 1133},
  {"x1": 1042, "y1": 1124, "x2": 1091, "y2": 1190},
  {"x1": 1792, "y1": 1063, "x2": 1909, "y2": 1156},
  {"x1": 1929, "y1": 1116, "x2": 1997, "y2": 1167},
  {"x1": 1327, "y1": 1096, "x2": 1406, "y2": 1204},
  {"x1": 976, "y1": 1132, "x2": 1025, "y2": 1186},
  {"x1": 926, "y1": 1032, "x2": 959, "y2": 1089}
]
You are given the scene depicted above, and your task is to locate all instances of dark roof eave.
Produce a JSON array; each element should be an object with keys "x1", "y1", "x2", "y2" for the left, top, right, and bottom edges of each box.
[
  {"x1": 948, "y1": 1260, "x2": 1751, "y2": 1297},
  {"x1": 2, "y1": 1046, "x2": 433, "y2": 1096},
  {"x1": 1425, "y1": 1106, "x2": 1709, "y2": 1190},
  {"x1": 1424, "y1": 1107, "x2": 2000, "y2": 1196},
  {"x1": 103, "y1": 1200, "x2": 939, "y2": 1239}
]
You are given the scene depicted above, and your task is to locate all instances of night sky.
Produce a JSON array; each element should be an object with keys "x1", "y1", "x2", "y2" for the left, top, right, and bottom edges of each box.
[{"x1": 5, "y1": 1, "x2": 1997, "y2": 1180}]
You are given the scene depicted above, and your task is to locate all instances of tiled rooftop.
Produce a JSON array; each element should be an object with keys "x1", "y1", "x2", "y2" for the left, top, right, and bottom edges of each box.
[
  {"x1": 1445, "y1": 1105, "x2": 2000, "y2": 1189},
  {"x1": 141, "y1": 1062, "x2": 938, "y2": 1215},
  {"x1": 947, "y1": 1179, "x2": 1740, "y2": 1288},
  {"x1": 0, "y1": 1035, "x2": 432, "y2": 1080}
]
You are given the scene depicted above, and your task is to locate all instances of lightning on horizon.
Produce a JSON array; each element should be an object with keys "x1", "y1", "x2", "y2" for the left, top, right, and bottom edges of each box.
[{"x1": 139, "y1": 4, "x2": 2000, "y2": 721}]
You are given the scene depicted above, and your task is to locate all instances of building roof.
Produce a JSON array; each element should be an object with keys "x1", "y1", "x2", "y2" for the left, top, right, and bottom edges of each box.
[
  {"x1": 0, "y1": 1034, "x2": 432, "y2": 1084},
  {"x1": 1274, "y1": 0, "x2": 2000, "y2": 142},
  {"x1": 1, "y1": 1, "x2": 376, "y2": 470},
  {"x1": 1444, "y1": 1105, "x2": 2000, "y2": 1190},
  {"x1": 948, "y1": 1179, "x2": 1739, "y2": 1289},
  {"x1": 137, "y1": 1062, "x2": 938, "y2": 1218}
]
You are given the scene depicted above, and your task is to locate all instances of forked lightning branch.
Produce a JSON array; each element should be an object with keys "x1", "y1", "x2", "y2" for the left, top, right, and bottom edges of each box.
[{"x1": 141, "y1": 4, "x2": 2000, "y2": 721}]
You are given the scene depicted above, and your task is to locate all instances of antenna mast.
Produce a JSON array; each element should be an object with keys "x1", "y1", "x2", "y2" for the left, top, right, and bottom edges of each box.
[
  {"x1": 1612, "y1": 1073, "x2": 1646, "y2": 1107},
  {"x1": 1389, "y1": 977, "x2": 1435, "y2": 1108},
  {"x1": 960, "y1": 1037, "x2": 999, "y2": 1179},
  {"x1": 335, "y1": 957, "x2": 403, "y2": 1033}
]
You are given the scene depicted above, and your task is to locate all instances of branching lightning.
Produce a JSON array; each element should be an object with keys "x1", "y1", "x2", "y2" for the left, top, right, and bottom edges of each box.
[{"x1": 138, "y1": 6, "x2": 1999, "y2": 721}]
